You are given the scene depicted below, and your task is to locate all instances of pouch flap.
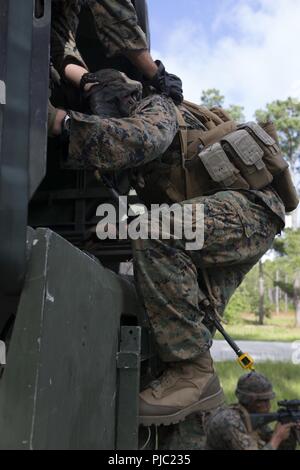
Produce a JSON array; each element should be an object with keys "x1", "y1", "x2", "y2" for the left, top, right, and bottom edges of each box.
[
  {"x1": 239, "y1": 122, "x2": 278, "y2": 147},
  {"x1": 222, "y1": 130, "x2": 265, "y2": 170},
  {"x1": 199, "y1": 143, "x2": 237, "y2": 186}
]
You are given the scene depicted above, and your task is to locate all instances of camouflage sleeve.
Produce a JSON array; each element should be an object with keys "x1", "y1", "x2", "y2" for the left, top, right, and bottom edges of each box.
[
  {"x1": 89, "y1": 0, "x2": 148, "y2": 56},
  {"x1": 51, "y1": 0, "x2": 87, "y2": 76},
  {"x1": 218, "y1": 417, "x2": 259, "y2": 450},
  {"x1": 206, "y1": 408, "x2": 270, "y2": 451},
  {"x1": 67, "y1": 95, "x2": 179, "y2": 171},
  {"x1": 51, "y1": 0, "x2": 148, "y2": 75}
]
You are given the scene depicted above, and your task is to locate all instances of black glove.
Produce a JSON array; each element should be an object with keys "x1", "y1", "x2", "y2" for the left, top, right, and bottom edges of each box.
[
  {"x1": 80, "y1": 72, "x2": 135, "y2": 118},
  {"x1": 148, "y1": 60, "x2": 183, "y2": 105},
  {"x1": 80, "y1": 73, "x2": 118, "y2": 117},
  {"x1": 84, "y1": 84, "x2": 121, "y2": 118}
]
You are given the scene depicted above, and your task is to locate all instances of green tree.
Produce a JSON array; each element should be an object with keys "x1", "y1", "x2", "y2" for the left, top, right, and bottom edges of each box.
[
  {"x1": 200, "y1": 88, "x2": 225, "y2": 108},
  {"x1": 255, "y1": 97, "x2": 300, "y2": 173},
  {"x1": 227, "y1": 104, "x2": 245, "y2": 124},
  {"x1": 200, "y1": 89, "x2": 245, "y2": 123},
  {"x1": 271, "y1": 230, "x2": 300, "y2": 327},
  {"x1": 224, "y1": 264, "x2": 260, "y2": 323}
]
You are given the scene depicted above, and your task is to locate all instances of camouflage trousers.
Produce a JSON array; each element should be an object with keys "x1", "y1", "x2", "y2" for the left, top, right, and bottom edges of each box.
[
  {"x1": 158, "y1": 412, "x2": 208, "y2": 450},
  {"x1": 132, "y1": 190, "x2": 281, "y2": 363},
  {"x1": 139, "y1": 413, "x2": 209, "y2": 450}
]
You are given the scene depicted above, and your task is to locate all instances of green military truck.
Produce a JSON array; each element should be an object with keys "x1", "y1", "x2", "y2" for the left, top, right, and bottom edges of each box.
[{"x1": 0, "y1": 0, "x2": 156, "y2": 450}]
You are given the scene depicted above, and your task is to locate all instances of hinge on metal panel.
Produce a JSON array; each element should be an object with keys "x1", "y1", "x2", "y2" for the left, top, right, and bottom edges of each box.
[
  {"x1": 117, "y1": 326, "x2": 141, "y2": 370},
  {"x1": 0, "y1": 80, "x2": 6, "y2": 105},
  {"x1": 116, "y1": 325, "x2": 141, "y2": 450},
  {"x1": 0, "y1": 341, "x2": 6, "y2": 365}
]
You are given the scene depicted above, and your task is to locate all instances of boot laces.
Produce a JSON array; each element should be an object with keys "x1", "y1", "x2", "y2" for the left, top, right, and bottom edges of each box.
[{"x1": 150, "y1": 366, "x2": 183, "y2": 393}]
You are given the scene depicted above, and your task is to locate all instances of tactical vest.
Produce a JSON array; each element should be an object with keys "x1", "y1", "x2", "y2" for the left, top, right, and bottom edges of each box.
[
  {"x1": 230, "y1": 404, "x2": 267, "y2": 449},
  {"x1": 134, "y1": 101, "x2": 299, "y2": 213}
]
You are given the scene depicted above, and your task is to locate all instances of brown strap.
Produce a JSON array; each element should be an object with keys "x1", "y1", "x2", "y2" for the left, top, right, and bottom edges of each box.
[
  {"x1": 174, "y1": 107, "x2": 189, "y2": 200},
  {"x1": 201, "y1": 267, "x2": 226, "y2": 324},
  {"x1": 210, "y1": 107, "x2": 232, "y2": 122},
  {"x1": 183, "y1": 100, "x2": 224, "y2": 126},
  {"x1": 175, "y1": 107, "x2": 188, "y2": 166},
  {"x1": 231, "y1": 404, "x2": 253, "y2": 434}
]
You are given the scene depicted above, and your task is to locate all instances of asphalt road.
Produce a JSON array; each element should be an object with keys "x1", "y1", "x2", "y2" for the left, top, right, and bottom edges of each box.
[{"x1": 211, "y1": 340, "x2": 300, "y2": 363}]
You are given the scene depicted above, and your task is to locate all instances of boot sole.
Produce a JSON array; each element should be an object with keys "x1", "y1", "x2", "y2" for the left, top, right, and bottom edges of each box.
[{"x1": 139, "y1": 388, "x2": 225, "y2": 427}]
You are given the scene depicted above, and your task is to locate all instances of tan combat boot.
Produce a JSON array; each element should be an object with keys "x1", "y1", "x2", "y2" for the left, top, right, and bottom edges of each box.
[{"x1": 139, "y1": 351, "x2": 224, "y2": 426}]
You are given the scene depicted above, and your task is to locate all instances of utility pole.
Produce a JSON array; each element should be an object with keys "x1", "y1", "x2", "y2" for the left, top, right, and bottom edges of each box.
[
  {"x1": 294, "y1": 272, "x2": 300, "y2": 328},
  {"x1": 259, "y1": 260, "x2": 265, "y2": 325},
  {"x1": 276, "y1": 270, "x2": 280, "y2": 315},
  {"x1": 285, "y1": 274, "x2": 288, "y2": 314}
]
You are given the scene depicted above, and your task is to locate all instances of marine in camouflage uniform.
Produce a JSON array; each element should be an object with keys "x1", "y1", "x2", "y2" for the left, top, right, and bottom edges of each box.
[
  {"x1": 206, "y1": 406, "x2": 275, "y2": 450},
  {"x1": 65, "y1": 74, "x2": 285, "y2": 365},
  {"x1": 205, "y1": 372, "x2": 298, "y2": 451},
  {"x1": 61, "y1": 69, "x2": 286, "y2": 434},
  {"x1": 51, "y1": 0, "x2": 148, "y2": 76}
]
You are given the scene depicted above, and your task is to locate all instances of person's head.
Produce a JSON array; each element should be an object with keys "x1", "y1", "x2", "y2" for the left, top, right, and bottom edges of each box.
[
  {"x1": 235, "y1": 372, "x2": 275, "y2": 414},
  {"x1": 87, "y1": 69, "x2": 143, "y2": 118}
]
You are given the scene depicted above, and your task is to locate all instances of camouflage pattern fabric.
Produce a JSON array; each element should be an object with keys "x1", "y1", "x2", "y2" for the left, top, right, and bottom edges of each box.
[
  {"x1": 236, "y1": 372, "x2": 275, "y2": 404},
  {"x1": 159, "y1": 402, "x2": 296, "y2": 451},
  {"x1": 51, "y1": 87, "x2": 287, "y2": 455},
  {"x1": 60, "y1": 74, "x2": 285, "y2": 448},
  {"x1": 51, "y1": 0, "x2": 148, "y2": 76},
  {"x1": 66, "y1": 88, "x2": 285, "y2": 363},
  {"x1": 67, "y1": 94, "x2": 178, "y2": 171},
  {"x1": 205, "y1": 405, "x2": 274, "y2": 450},
  {"x1": 158, "y1": 412, "x2": 209, "y2": 450},
  {"x1": 133, "y1": 101, "x2": 286, "y2": 225},
  {"x1": 132, "y1": 189, "x2": 283, "y2": 362},
  {"x1": 65, "y1": 74, "x2": 286, "y2": 226}
]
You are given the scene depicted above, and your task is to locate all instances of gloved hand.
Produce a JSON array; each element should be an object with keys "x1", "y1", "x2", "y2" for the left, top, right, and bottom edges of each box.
[
  {"x1": 80, "y1": 71, "x2": 142, "y2": 118},
  {"x1": 148, "y1": 60, "x2": 183, "y2": 105},
  {"x1": 84, "y1": 84, "x2": 121, "y2": 118},
  {"x1": 80, "y1": 73, "x2": 101, "y2": 113},
  {"x1": 80, "y1": 73, "x2": 120, "y2": 117}
]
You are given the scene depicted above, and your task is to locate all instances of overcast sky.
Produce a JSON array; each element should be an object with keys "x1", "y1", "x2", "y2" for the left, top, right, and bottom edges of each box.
[{"x1": 148, "y1": 0, "x2": 300, "y2": 120}]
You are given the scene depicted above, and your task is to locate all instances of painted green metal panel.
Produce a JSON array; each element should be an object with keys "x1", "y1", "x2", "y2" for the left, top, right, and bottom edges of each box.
[
  {"x1": 116, "y1": 326, "x2": 141, "y2": 450},
  {"x1": 0, "y1": 228, "x2": 143, "y2": 450}
]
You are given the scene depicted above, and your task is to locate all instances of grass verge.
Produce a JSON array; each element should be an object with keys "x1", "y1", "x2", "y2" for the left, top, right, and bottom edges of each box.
[
  {"x1": 216, "y1": 361, "x2": 300, "y2": 406},
  {"x1": 215, "y1": 312, "x2": 300, "y2": 342}
]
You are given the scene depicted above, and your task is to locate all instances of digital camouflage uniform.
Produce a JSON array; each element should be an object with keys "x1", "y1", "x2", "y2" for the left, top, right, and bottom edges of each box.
[
  {"x1": 67, "y1": 94, "x2": 178, "y2": 172},
  {"x1": 205, "y1": 404, "x2": 297, "y2": 451},
  {"x1": 51, "y1": 0, "x2": 148, "y2": 76},
  {"x1": 205, "y1": 404, "x2": 274, "y2": 450},
  {"x1": 64, "y1": 77, "x2": 286, "y2": 449},
  {"x1": 205, "y1": 372, "x2": 297, "y2": 451}
]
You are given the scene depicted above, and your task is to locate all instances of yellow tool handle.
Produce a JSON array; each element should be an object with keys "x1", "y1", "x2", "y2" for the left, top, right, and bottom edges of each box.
[{"x1": 237, "y1": 353, "x2": 255, "y2": 371}]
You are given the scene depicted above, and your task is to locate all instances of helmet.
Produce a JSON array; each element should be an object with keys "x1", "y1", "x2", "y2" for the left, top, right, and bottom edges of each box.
[{"x1": 235, "y1": 372, "x2": 275, "y2": 405}]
